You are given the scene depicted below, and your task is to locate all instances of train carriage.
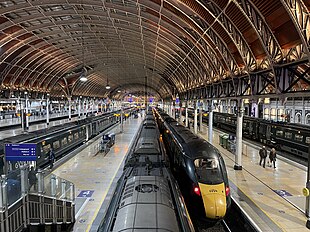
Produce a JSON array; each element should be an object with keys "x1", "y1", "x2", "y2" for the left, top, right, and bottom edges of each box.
[
  {"x1": 98, "y1": 110, "x2": 194, "y2": 231},
  {"x1": 155, "y1": 109, "x2": 231, "y2": 220},
  {"x1": 183, "y1": 108, "x2": 310, "y2": 161},
  {"x1": 0, "y1": 110, "x2": 127, "y2": 173}
]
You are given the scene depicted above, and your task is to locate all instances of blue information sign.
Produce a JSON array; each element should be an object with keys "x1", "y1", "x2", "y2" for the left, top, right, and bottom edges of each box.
[
  {"x1": 77, "y1": 190, "x2": 94, "y2": 198},
  {"x1": 5, "y1": 143, "x2": 37, "y2": 161},
  {"x1": 273, "y1": 189, "x2": 292, "y2": 197}
]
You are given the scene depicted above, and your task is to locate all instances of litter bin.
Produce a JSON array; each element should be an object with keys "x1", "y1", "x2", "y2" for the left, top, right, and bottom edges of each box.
[
  {"x1": 228, "y1": 140, "x2": 236, "y2": 154},
  {"x1": 109, "y1": 133, "x2": 115, "y2": 146},
  {"x1": 219, "y1": 134, "x2": 225, "y2": 146},
  {"x1": 222, "y1": 134, "x2": 229, "y2": 149}
]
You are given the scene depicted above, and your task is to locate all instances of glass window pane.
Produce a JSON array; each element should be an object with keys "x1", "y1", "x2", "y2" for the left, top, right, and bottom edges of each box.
[
  {"x1": 53, "y1": 141, "x2": 60, "y2": 150},
  {"x1": 61, "y1": 137, "x2": 68, "y2": 146},
  {"x1": 276, "y1": 130, "x2": 283, "y2": 136},
  {"x1": 294, "y1": 134, "x2": 303, "y2": 142},
  {"x1": 285, "y1": 132, "x2": 292, "y2": 139}
]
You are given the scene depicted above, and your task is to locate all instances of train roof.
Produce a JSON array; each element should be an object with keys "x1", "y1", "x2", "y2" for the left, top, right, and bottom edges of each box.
[
  {"x1": 112, "y1": 176, "x2": 179, "y2": 232},
  {"x1": 139, "y1": 127, "x2": 159, "y2": 139},
  {"x1": 143, "y1": 119, "x2": 156, "y2": 128},
  {"x1": 163, "y1": 117, "x2": 221, "y2": 160},
  {"x1": 134, "y1": 137, "x2": 160, "y2": 154}
]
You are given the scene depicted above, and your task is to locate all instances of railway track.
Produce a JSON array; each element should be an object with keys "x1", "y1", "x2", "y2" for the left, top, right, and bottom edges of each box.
[{"x1": 196, "y1": 198, "x2": 260, "y2": 232}]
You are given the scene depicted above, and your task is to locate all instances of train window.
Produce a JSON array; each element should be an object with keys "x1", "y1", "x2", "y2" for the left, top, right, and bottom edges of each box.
[
  {"x1": 53, "y1": 141, "x2": 60, "y2": 150},
  {"x1": 61, "y1": 137, "x2": 68, "y2": 146},
  {"x1": 74, "y1": 133, "x2": 79, "y2": 140},
  {"x1": 285, "y1": 132, "x2": 292, "y2": 139},
  {"x1": 43, "y1": 144, "x2": 51, "y2": 155},
  {"x1": 307, "y1": 115, "x2": 310, "y2": 124},
  {"x1": 276, "y1": 130, "x2": 283, "y2": 137},
  {"x1": 194, "y1": 158, "x2": 223, "y2": 185},
  {"x1": 306, "y1": 137, "x2": 310, "y2": 144},
  {"x1": 68, "y1": 135, "x2": 73, "y2": 143},
  {"x1": 294, "y1": 134, "x2": 303, "y2": 142}
]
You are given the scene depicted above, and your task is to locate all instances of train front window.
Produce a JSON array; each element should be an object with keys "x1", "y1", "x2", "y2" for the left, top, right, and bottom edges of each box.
[{"x1": 194, "y1": 158, "x2": 223, "y2": 185}]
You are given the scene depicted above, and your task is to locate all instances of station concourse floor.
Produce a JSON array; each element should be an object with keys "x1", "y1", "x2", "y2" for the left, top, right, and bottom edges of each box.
[
  {"x1": 49, "y1": 115, "x2": 143, "y2": 232},
  {"x1": 195, "y1": 123, "x2": 308, "y2": 232}
]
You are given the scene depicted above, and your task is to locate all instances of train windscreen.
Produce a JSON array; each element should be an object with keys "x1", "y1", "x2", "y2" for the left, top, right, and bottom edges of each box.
[{"x1": 194, "y1": 158, "x2": 224, "y2": 185}]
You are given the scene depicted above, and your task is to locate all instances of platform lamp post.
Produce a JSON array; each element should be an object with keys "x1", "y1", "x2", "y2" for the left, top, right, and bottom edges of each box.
[
  {"x1": 120, "y1": 107, "x2": 124, "y2": 133},
  {"x1": 46, "y1": 93, "x2": 50, "y2": 126},
  {"x1": 68, "y1": 96, "x2": 72, "y2": 121},
  {"x1": 304, "y1": 145, "x2": 310, "y2": 229}
]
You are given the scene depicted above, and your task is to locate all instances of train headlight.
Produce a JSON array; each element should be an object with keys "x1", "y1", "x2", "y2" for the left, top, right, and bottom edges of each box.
[
  {"x1": 225, "y1": 186, "x2": 230, "y2": 196},
  {"x1": 193, "y1": 186, "x2": 201, "y2": 196}
]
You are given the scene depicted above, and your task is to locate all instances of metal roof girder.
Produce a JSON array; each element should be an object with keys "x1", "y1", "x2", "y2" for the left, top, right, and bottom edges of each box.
[{"x1": 280, "y1": 0, "x2": 310, "y2": 62}]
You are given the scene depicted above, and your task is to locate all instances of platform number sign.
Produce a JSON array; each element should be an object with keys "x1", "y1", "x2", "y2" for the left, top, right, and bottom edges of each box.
[
  {"x1": 77, "y1": 190, "x2": 94, "y2": 198},
  {"x1": 274, "y1": 189, "x2": 292, "y2": 197}
]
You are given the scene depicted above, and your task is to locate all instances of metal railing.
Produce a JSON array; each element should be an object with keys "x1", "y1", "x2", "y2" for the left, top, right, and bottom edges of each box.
[{"x1": 0, "y1": 165, "x2": 75, "y2": 232}]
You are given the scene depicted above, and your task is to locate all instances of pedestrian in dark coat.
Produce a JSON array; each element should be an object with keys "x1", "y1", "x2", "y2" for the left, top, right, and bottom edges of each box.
[
  {"x1": 49, "y1": 148, "x2": 55, "y2": 169},
  {"x1": 28, "y1": 166, "x2": 37, "y2": 190},
  {"x1": 269, "y1": 148, "x2": 277, "y2": 168},
  {"x1": 259, "y1": 146, "x2": 267, "y2": 168}
]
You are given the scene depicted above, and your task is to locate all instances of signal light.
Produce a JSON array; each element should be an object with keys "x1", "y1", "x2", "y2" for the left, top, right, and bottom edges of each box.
[
  {"x1": 225, "y1": 186, "x2": 230, "y2": 196},
  {"x1": 194, "y1": 186, "x2": 201, "y2": 196}
]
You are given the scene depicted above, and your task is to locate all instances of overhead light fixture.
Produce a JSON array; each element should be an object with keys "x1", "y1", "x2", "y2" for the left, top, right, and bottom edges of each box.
[
  {"x1": 80, "y1": 72, "x2": 88, "y2": 82},
  {"x1": 80, "y1": 4, "x2": 88, "y2": 82},
  {"x1": 117, "y1": 90, "x2": 121, "y2": 93},
  {"x1": 106, "y1": 78, "x2": 111, "y2": 89}
]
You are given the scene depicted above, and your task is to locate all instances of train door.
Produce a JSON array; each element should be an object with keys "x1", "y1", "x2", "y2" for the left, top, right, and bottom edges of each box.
[
  {"x1": 86, "y1": 123, "x2": 92, "y2": 141},
  {"x1": 266, "y1": 124, "x2": 271, "y2": 142}
]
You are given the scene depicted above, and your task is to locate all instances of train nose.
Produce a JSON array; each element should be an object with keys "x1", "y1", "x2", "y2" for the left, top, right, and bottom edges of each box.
[{"x1": 198, "y1": 183, "x2": 227, "y2": 219}]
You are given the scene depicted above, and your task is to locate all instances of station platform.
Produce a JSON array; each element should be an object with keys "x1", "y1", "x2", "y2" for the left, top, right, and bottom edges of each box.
[
  {"x1": 0, "y1": 113, "x2": 90, "y2": 140},
  {"x1": 0, "y1": 112, "x2": 72, "y2": 127},
  {"x1": 196, "y1": 124, "x2": 308, "y2": 232},
  {"x1": 34, "y1": 113, "x2": 308, "y2": 232},
  {"x1": 48, "y1": 115, "x2": 143, "y2": 232}
]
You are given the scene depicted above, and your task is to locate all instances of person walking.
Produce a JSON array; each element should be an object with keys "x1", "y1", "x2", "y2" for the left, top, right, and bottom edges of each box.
[
  {"x1": 49, "y1": 148, "x2": 55, "y2": 169},
  {"x1": 28, "y1": 166, "x2": 37, "y2": 191},
  {"x1": 259, "y1": 146, "x2": 267, "y2": 168},
  {"x1": 269, "y1": 148, "x2": 277, "y2": 168}
]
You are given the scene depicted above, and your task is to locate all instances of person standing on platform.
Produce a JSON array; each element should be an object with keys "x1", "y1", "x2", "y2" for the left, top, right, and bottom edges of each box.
[
  {"x1": 49, "y1": 148, "x2": 55, "y2": 169},
  {"x1": 259, "y1": 146, "x2": 267, "y2": 168},
  {"x1": 269, "y1": 148, "x2": 277, "y2": 168},
  {"x1": 28, "y1": 166, "x2": 37, "y2": 191}
]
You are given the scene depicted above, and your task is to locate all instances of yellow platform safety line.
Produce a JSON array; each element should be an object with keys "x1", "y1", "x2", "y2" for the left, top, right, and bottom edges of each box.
[
  {"x1": 85, "y1": 147, "x2": 129, "y2": 232},
  {"x1": 230, "y1": 179, "x2": 285, "y2": 231},
  {"x1": 124, "y1": 113, "x2": 129, "y2": 117},
  {"x1": 113, "y1": 113, "x2": 120, "y2": 117}
]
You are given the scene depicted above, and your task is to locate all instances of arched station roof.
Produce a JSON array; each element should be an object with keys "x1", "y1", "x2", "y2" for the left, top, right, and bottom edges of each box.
[{"x1": 0, "y1": 0, "x2": 309, "y2": 101}]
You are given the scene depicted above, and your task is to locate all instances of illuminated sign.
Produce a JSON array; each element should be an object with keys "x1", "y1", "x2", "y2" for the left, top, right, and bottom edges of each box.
[{"x1": 5, "y1": 144, "x2": 37, "y2": 161}]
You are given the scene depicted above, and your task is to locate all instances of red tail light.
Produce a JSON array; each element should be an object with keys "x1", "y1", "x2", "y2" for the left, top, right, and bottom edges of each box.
[
  {"x1": 225, "y1": 186, "x2": 230, "y2": 196},
  {"x1": 194, "y1": 186, "x2": 201, "y2": 196}
]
